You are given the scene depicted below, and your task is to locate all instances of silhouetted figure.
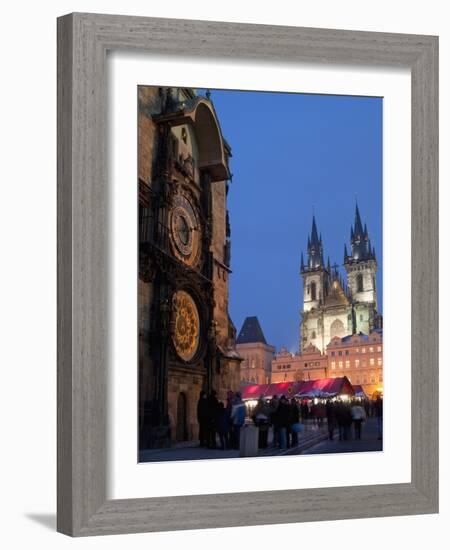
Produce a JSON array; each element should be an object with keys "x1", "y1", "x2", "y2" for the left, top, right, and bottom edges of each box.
[
  {"x1": 230, "y1": 392, "x2": 246, "y2": 449},
  {"x1": 289, "y1": 398, "x2": 300, "y2": 447},
  {"x1": 374, "y1": 395, "x2": 383, "y2": 439},
  {"x1": 197, "y1": 391, "x2": 209, "y2": 447},
  {"x1": 252, "y1": 395, "x2": 271, "y2": 449},
  {"x1": 326, "y1": 399, "x2": 335, "y2": 440},
  {"x1": 275, "y1": 395, "x2": 291, "y2": 449},
  {"x1": 207, "y1": 390, "x2": 220, "y2": 448},
  {"x1": 216, "y1": 402, "x2": 229, "y2": 450},
  {"x1": 351, "y1": 401, "x2": 366, "y2": 440}
]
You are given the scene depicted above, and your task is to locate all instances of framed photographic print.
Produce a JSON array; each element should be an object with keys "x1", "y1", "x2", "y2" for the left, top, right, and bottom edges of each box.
[{"x1": 57, "y1": 13, "x2": 438, "y2": 536}]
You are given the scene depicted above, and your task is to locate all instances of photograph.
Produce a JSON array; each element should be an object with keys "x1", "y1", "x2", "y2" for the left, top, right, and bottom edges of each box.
[{"x1": 138, "y1": 86, "x2": 383, "y2": 462}]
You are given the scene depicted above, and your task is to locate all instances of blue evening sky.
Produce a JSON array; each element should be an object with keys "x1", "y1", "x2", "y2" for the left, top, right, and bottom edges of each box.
[{"x1": 206, "y1": 89, "x2": 382, "y2": 352}]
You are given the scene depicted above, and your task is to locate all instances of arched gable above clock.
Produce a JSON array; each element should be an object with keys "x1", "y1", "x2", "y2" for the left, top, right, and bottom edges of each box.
[{"x1": 154, "y1": 97, "x2": 230, "y2": 182}]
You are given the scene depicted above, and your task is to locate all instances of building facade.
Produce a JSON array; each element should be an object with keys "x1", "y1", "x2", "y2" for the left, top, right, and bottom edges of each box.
[
  {"x1": 326, "y1": 331, "x2": 383, "y2": 397},
  {"x1": 236, "y1": 316, "x2": 275, "y2": 384},
  {"x1": 269, "y1": 331, "x2": 383, "y2": 397},
  {"x1": 300, "y1": 206, "x2": 381, "y2": 354},
  {"x1": 271, "y1": 344, "x2": 328, "y2": 383},
  {"x1": 138, "y1": 87, "x2": 241, "y2": 449}
]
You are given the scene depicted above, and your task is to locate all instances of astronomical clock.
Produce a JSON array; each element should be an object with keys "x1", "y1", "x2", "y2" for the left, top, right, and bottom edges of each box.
[
  {"x1": 137, "y1": 86, "x2": 241, "y2": 449},
  {"x1": 169, "y1": 192, "x2": 202, "y2": 268},
  {"x1": 172, "y1": 290, "x2": 200, "y2": 362}
]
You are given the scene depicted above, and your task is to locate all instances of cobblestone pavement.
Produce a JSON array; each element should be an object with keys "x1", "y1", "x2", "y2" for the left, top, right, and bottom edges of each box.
[
  {"x1": 139, "y1": 422, "x2": 328, "y2": 463},
  {"x1": 302, "y1": 417, "x2": 383, "y2": 455}
]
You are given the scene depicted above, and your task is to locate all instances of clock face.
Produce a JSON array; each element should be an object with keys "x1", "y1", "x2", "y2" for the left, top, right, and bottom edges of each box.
[
  {"x1": 169, "y1": 193, "x2": 201, "y2": 266},
  {"x1": 172, "y1": 290, "x2": 200, "y2": 361}
]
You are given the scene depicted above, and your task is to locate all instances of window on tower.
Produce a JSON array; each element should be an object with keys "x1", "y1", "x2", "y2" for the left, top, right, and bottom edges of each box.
[
  {"x1": 311, "y1": 282, "x2": 317, "y2": 301},
  {"x1": 357, "y1": 273, "x2": 364, "y2": 292}
]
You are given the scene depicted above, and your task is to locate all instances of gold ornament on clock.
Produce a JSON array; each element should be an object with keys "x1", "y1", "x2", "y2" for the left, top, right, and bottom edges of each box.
[{"x1": 172, "y1": 290, "x2": 200, "y2": 361}]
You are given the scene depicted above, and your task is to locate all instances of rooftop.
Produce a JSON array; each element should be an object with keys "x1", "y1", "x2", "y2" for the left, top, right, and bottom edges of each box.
[{"x1": 236, "y1": 316, "x2": 267, "y2": 345}]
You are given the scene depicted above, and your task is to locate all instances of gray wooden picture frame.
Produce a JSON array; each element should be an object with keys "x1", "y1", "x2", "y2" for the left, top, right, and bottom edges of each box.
[{"x1": 57, "y1": 12, "x2": 438, "y2": 537}]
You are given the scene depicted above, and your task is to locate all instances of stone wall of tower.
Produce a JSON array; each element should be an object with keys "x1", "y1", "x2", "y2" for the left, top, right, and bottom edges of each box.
[
  {"x1": 322, "y1": 309, "x2": 352, "y2": 351},
  {"x1": 346, "y1": 261, "x2": 378, "y2": 308},
  {"x1": 302, "y1": 272, "x2": 323, "y2": 312},
  {"x1": 300, "y1": 311, "x2": 324, "y2": 353},
  {"x1": 210, "y1": 179, "x2": 230, "y2": 349}
]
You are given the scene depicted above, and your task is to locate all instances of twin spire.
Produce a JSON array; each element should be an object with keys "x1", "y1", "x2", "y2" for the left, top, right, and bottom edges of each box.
[
  {"x1": 301, "y1": 215, "x2": 324, "y2": 271},
  {"x1": 301, "y1": 204, "x2": 376, "y2": 274},
  {"x1": 345, "y1": 203, "x2": 376, "y2": 263}
]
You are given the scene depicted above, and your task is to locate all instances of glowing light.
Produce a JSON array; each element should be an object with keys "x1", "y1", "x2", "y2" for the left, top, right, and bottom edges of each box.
[{"x1": 340, "y1": 394, "x2": 350, "y2": 402}]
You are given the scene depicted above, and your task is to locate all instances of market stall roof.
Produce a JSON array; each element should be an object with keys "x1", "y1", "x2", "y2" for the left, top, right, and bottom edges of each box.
[
  {"x1": 240, "y1": 381, "x2": 302, "y2": 400},
  {"x1": 240, "y1": 384, "x2": 270, "y2": 400},
  {"x1": 240, "y1": 377, "x2": 355, "y2": 401},
  {"x1": 295, "y1": 377, "x2": 354, "y2": 398},
  {"x1": 352, "y1": 384, "x2": 368, "y2": 399},
  {"x1": 264, "y1": 381, "x2": 303, "y2": 398}
]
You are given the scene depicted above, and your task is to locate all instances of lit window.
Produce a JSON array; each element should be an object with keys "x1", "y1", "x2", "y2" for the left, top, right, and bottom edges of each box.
[
  {"x1": 369, "y1": 347, "x2": 374, "y2": 353},
  {"x1": 331, "y1": 361, "x2": 336, "y2": 370},
  {"x1": 377, "y1": 346, "x2": 382, "y2": 352},
  {"x1": 370, "y1": 358, "x2": 375, "y2": 366},
  {"x1": 378, "y1": 357, "x2": 382, "y2": 366},
  {"x1": 339, "y1": 361, "x2": 343, "y2": 369},
  {"x1": 355, "y1": 359, "x2": 360, "y2": 368},
  {"x1": 345, "y1": 360, "x2": 350, "y2": 368},
  {"x1": 362, "y1": 348, "x2": 366, "y2": 354}
]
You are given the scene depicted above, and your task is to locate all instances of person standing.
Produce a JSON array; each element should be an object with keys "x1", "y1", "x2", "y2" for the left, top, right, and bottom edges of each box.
[
  {"x1": 230, "y1": 392, "x2": 246, "y2": 449},
  {"x1": 253, "y1": 395, "x2": 270, "y2": 449},
  {"x1": 325, "y1": 399, "x2": 335, "y2": 440},
  {"x1": 276, "y1": 395, "x2": 291, "y2": 450},
  {"x1": 351, "y1": 400, "x2": 366, "y2": 440},
  {"x1": 289, "y1": 398, "x2": 300, "y2": 447},
  {"x1": 270, "y1": 395, "x2": 280, "y2": 448},
  {"x1": 374, "y1": 395, "x2": 383, "y2": 440},
  {"x1": 207, "y1": 390, "x2": 220, "y2": 448},
  {"x1": 197, "y1": 390, "x2": 209, "y2": 447},
  {"x1": 216, "y1": 402, "x2": 229, "y2": 450}
]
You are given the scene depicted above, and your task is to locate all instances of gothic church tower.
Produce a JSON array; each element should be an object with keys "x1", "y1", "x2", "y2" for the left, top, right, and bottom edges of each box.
[
  {"x1": 344, "y1": 204, "x2": 379, "y2": 335},
  {"x1": 299, "y1": 206, "x2": 381, "y2": 354}
]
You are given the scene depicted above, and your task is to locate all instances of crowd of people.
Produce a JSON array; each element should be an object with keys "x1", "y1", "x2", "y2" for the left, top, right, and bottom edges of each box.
[
  {"x1": 197, "y1": 390, "x2": 247, "y2": 451},
  {"x1": 197, "y1": 389, "x2": 383, "y2": 452}
]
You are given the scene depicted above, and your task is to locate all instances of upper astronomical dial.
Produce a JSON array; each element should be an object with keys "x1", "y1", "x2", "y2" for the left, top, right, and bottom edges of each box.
[{"x1": 169, "y1": 193, "x2": 201, "y2": 266}]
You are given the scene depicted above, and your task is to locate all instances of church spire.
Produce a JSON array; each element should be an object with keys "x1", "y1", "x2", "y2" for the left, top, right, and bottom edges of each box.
[
  {"x1": 310, "y1": 215, "x2": 320, "y2": 248},
  {"x1": 302, "y1": 215, "x2": 325, "y2": 272},
  {"x1": 346, "y1": 203, "x2": 376, "y2": 264},
  {"x1": 354, "y1": 202, "x2": 364, "y2": 240}
]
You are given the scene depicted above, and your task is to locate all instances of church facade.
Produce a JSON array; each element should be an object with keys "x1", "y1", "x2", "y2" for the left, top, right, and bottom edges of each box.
[
  {"x1": 300, "y1": 206, "x2": 381, "y2": 354},
  {"x1": 138, "y1": 87, "x2": 241, "y2": 450}
]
